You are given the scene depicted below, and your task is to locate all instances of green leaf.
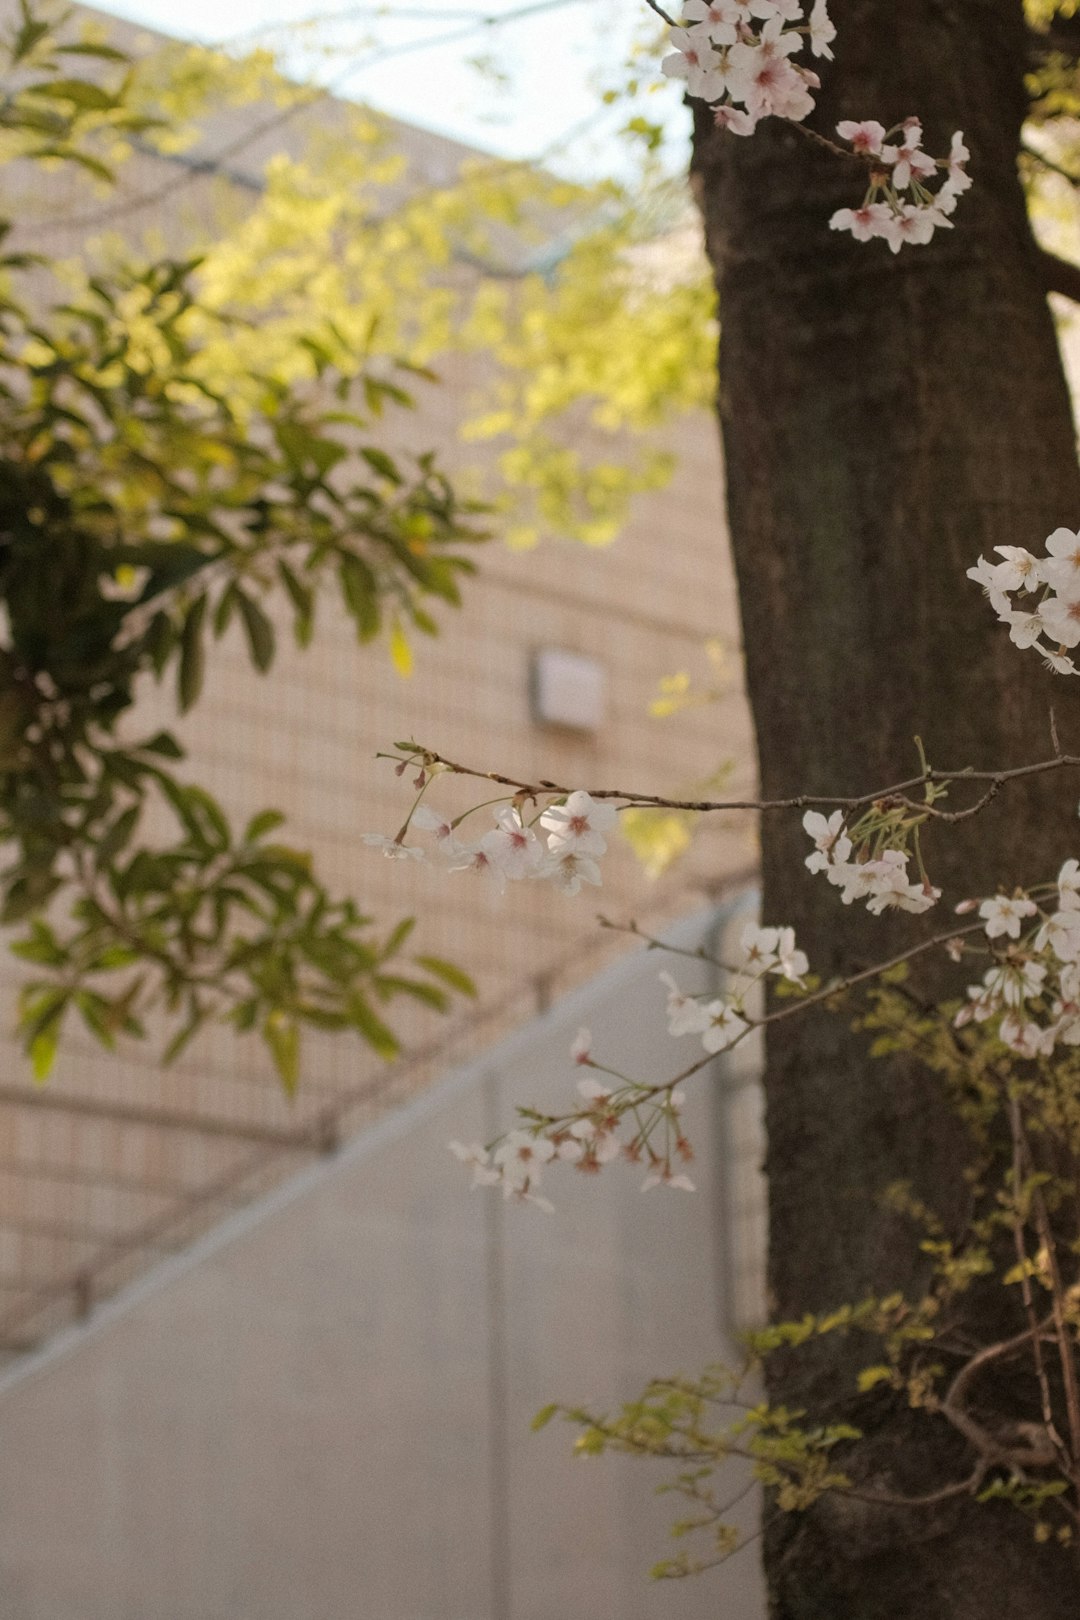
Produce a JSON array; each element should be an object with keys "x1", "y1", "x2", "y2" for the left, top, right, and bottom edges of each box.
[
  {"x1": 415, "y1": 955, "x2": 477, "y2": 998},
  {"x1": 162, "y1": 1003, "x2": 208, "y2": 1065},
  {"x1": 25, "y1": 77, "x2": 119, "y2": 110},
  {"x1": 278, "y1": 560, "x2": 314, "y2": 648},
  {"x1": 347, "y1": 993, "x2": 399, "y2": 1059},
  {"x1": 236, "y1": 589, "x2": 275, "y2": 672},
  {"x1": 28, "y1": 145, "x2": 115, "y2": 182},
  {"x1": 264, "y1": 1012, "x2": 300, "y2": 1093},
  {"x1": 339, "y1": 553, "x2": 380, "y2": 642},
  {"x1": 375, "y1": 975, "x2": 448, "y2": 1012},
  {"x1": 381, "y1": 916, "x2": 416, "y2": 959},
  {"x1": 244, "y1": 808, "x2": 287, "y2": 843},
  {"x1": 360, "y1": 445, "x2": 403, "y2": 485},
  {"x1": 10, "y1": 921, "x2": 66, "y2": 967},
  {"x1": 95, "y1": 804, "x2": 140, "y2": 869},
  {"x1": 390, "y1": 619, "x2": 413, "y2": 678},
  {"x1": 56, "y1": 41, "x2": 131, "y2": 61},
  {"x1": 178, "y1": 594, "x2": 208, "y2": 713},
  {"x1": 138, "y1": 730, "x2": 184, "y2": 760},
  {"x1": 856, "y1": 1365, "x2": 896, "y2": 1393},
  {"x1": 531, "y1": 1403, "x2": 559, "y2": 1431},
  {"x1": 212, "y1": 582, "x2": 238, "y2": 637},
  {"x1": 30, "y1": 1022, "x2": 60, "y2": 1082}
]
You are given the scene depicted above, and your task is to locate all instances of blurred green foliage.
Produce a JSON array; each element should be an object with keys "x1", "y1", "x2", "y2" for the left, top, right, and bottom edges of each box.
[{"x1": 0, "y1": 2, "x2": 483, "y2": 1084}]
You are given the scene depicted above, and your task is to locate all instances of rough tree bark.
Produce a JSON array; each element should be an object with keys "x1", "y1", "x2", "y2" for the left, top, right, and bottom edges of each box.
[{"x1": 692, "y1": 2, "x2": 1080, "y2": 1613}]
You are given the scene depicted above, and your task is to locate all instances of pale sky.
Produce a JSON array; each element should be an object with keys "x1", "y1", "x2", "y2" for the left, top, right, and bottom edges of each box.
[{"x1": 93, "y1": 0, "x2": 691, "y2": 180}]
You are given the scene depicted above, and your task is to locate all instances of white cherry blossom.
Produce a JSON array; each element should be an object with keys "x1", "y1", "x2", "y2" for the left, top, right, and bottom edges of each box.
[
  {"x1": 739, "y1": 923, "x2": 780, "y2": 970},
  {"x1": 361, "y1": 833, "x2": 425, "y2": 861},
  {"x1": 1039, "y1": 593, "x2": 1080, "y2": 650},
  {"x1": 829, "y1": 203, "x2": 894, "y2": 243},
  {"x1": 947, "y1": 130, "x2": 971, "y2": 189},
  {"x1": 661, "y1": 28, "x2": 727, "y2": 98},
  {"x1": 659, "y1": 971, "x2": 714, "y2": 1037},
  {"x1": 542, "y1": 850, "x2": 603, "y2": 896},
  {"x1": 803, "y1": 808, "x2": 852, "y2": 870},
  {"x1": 983, "y1": 959, "x2": 1047, "y2": 1009},
  {"x1": 481, "y1": 806, "x2": 544, "y2": 880},
  {"x1": 1005, "y1": 607, "x2": 1047, "y2": 650},
  {"x1": 836, "y1": 118, "x2": 885, "y2": 153},
  {"x1": 411, "y1": 804, "x2": 465, "y2": 860},
  {"x1": 570, "y1": 1027, "x2": 592, "y2": 1063},
  {"x1": 713, "y1": 104, "x2": 758, "y2": 135},
  {"x1": 1059, "y1": 859, "x2": 1080, "y2": 910},
  {"x1": 878, "y1": 203, "x2": 952, "y2": 254},
  {"x1": 702, "y1": 1000, "x2": 750, "y2": 1052},
  {"x1": 991, "y1": 545, "x2": 1042, "y2": 592},
  {"x1": 493, "y1": 1130, "x2": 556, "y2": 1190},
  {"x1": 540, "y1": 790, "x2": 618, "y2": 857},
  {"x1": 642, "y1": 1167, "x2": 696, "y2": 1192},
  {"x1": 1034, "y1": 908, "x2": 1080, "y2": 962},
  {"x1": 998, "y1": 1016, "x2": 1055, "y2": 1060},
  {"x1": 808, "y1": 0, "x2": 835, "y2": 57},
  {"x1": 964, "y1": 556, "x2": 1012, "y2": 617},
  {"x1": 774, "y1": 926, "x2": 809, "y2": 982},
  {"x1": 681, "y1": 0, "x2": 739, "y2": 44},
  {"x1": 979, "y1": 894, "x2": 1037, "y2": 940},
  {"x1": 448, "y1": 842, "x2": 507, "y2": 892},
  {"x1": 448, "y1": 1140, "x2": 501, "y2": 1189},
  {"x1": 1042, "y1": 527, "x2": 1080, "y2": 594}
]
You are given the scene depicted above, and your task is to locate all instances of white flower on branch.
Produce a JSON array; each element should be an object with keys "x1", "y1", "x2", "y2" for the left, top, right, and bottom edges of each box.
[
  {"x1": 540, "y1": 790, "x2": 618, "y2": 858},
  {"x1": 541, "y1": 850, "x2": 603, "y2": 896},
  {"x1": 642, "y1": 1166, "x2": 696, "y2": 1193},
  {"x1": 570, "y1": 1027, "x2": 592, "y2": 1064},
  {"x1": 481, "y1": 806, "x2": 545, "y2": 881},
  {"x1": 659, "y1": 971, "x2": 714, "y2": 1037},
  {"x1": 702, "y1": 1000, "x2": 749, "y2": 1053},
  {"x1": 1033, "y1": 908, "x2": 1080, "y2": 963},
  {"x1": 979, "y1": 895, "x2": 1037, "y2": 941},
  {"x1": 1059, "y1": 859, "x2": 1080, "y2": 910},
  {"x1": 448, "y1": 1140, "x2": 501, "y2": 1189},
  {"x1": 803, "y1": 809, "x2": 852, "y2": 872},
  {"x1": 361, "y1": 833, "x2": 425, "y2": 861}
]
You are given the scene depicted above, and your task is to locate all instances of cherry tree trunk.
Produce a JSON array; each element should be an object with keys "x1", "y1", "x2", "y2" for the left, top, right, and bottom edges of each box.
[{"x1": 692, "y1": 2, "x2": 1080, "y2": 1613}]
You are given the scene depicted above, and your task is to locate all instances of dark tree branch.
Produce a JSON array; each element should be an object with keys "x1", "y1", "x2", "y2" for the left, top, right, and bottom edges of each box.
[{"x1": 1038, "y1": 248, "x2": 1080, "y2": 306}]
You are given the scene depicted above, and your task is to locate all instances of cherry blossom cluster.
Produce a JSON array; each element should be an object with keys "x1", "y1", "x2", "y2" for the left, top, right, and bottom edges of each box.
[
  {"x1": 364, "y1": 786, "x2": 618, "y2": 897},
  {"x1": 448, "y1": 1026, "x2": 693, "y2": 1210},
  {"x1": 661, "y1": 0, "x2": 834, "y2": 134},
  {"x1": 803, "y1": 809, "x2": 940, "y2": 915},
  {"x1": 953, "y1": 861, "x2": 1080, "y2": 1059},
  {"x1": 967, "y1": 527, "x2": 1080, "y2": 676},
  {"x1": 829, "y1": 123, "x2": 971, "y2": 252},
  {"x1": 658, "y1": 920, "x2": 808, "y2": 1054},
  {"x1": 660, "y1": 4, "x2": 970, "y2": 249},
  {"x1": 449, "y1": 920, "x2": 813, "y2": 1209}
]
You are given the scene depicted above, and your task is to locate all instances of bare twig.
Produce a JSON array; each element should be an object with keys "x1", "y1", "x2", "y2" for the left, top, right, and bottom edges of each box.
[
  {"x1": 1018, "y1": 1113, "x2": 1080, "y2": 1479},
  {"x1": 398, "y1": 742, "x2": 1080, "y2": 825},
  {"x1": 1007, "y1": 1095, "x2": 1073, "y2": 1477},
  {"x1": 642, "y1": 0, "x2": 677, "y2": 25},
  {"x1": 846, "y1": 1460, "x2": 989, "y2": 1511}
]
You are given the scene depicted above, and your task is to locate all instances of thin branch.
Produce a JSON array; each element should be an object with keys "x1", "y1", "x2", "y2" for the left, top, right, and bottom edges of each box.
[
  {"x1": 402, "y1": 742, "x2": 1080, "y2": 824},
  {"x1": 1037, "y1": 247, "x2": 1080, "y2": 308},
  {"x1": 1007, "y1": 1095, "x2": 1073, "y2": 1477},
  {"x1": 845, "y1": 1460, "x2": 989, "y2": 1511},
  {"x1": 642, "y1": 0, "x2": 677, "y2": 25},
  {"x1": 651, "y1": 919, "x2": 993, "y2": 1095},
  {"x1": 1018, "y1": 1115, "x2": 1080, "y2": 1480}
]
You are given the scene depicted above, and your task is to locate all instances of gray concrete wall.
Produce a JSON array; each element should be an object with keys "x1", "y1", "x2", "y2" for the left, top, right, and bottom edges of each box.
[{"x1": 0, "y1": 906, "x2": 766, "y2": 1620}]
